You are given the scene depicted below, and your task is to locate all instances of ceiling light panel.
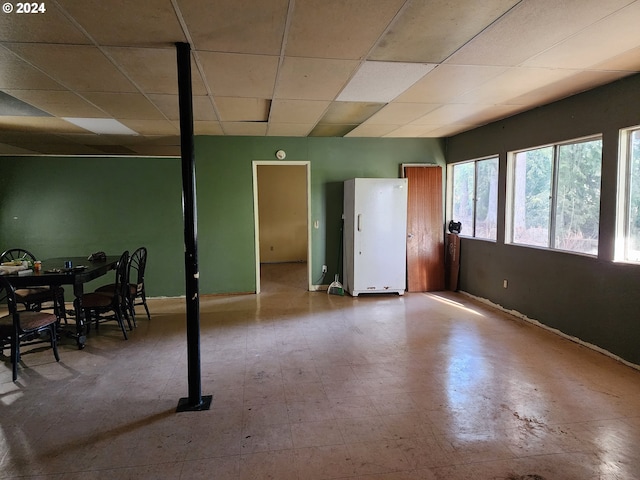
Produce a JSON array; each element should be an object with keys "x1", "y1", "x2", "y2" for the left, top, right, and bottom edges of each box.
[
  {"x1": 63, "y1": 118, "x2": 138, "y2": 135},
  {"x1": 337, "y1": 61, "x2": 436, "y2": 103}
]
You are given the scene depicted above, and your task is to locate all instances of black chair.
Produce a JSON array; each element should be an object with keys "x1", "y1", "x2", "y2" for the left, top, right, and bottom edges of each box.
[
  {"x1": 1, "y1": 277, "x2": 60, "y2": 382},
  {"x1": 129, "y1": 247, "x2": 150, "y2": 320},
  {"x1": 0, "y1": 248, "x2": 66, "y2": 324},
  {"x1": 96, "y1": 246, "x2": 150, "y2": 323},
  {"x1": 81, "y1": 251, "x2": 131, "y2": 340}
]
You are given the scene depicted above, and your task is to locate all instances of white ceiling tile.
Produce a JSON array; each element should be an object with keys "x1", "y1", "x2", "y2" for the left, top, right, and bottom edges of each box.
[
  {"x1": 269, "y1": 99, "x2": 330, "y2": 124},
  {"x1": 0, "y1": 48, "x2": 66, "y2": 91},
  {"x1": 58, "y1": 0, "x2": 185, "y2": 46},
  {"x1": 345, "y1": 124, "x2": 402, "y2": 137},
  {"x1": 180, "y1": 0, "x2": 289, "y2": 54},
  {"x1": 371, "y1": 0, "x2": 520, "y2": 63},
  {"x1": 119, "y1": 119, "x2": 179, "y2": 135},
  {"x1": 395, "y1": 65, "x2": 508, "y2": 104},
  {"x1": 7, "y1": 44, "x2": 136, "y2": 93},
  {"x1": 198, "y1": 52, "x2": 279, "y2": 98},
  {"x1": 0, "y1": 0, "x2": 638, "y2": 150},
  {"x1": 6, "y1": 90, "x2": 106, "y2": 117},
  {"x1": 275, "y1": 57, "x2": 359, "y2": 101},
  {"x1": 286, "y1": 0, "x2": 405, "y2": 59},
  {"x1": 149, "y1": 94, "x2": 217, "y2": 122},
  {"x1": 0, "y1": 116, "x2": 88, "y2": 133},
  {"x1": 592, "y1": 46, "x2": 640, "y2": 72},
  {"x1": 410, "y1": 103, "x2": 525, "y2": 127},
  {"x1": 106, "y1": 47, "x2": 208, "y2": 96},
  {"x1": 82, "y1": 93, "x2": 165, "y2": 120},
  {"x1": 319, "y1": 102, "x2": 384, "y2": 125},
  {"x1": 216, "y1": 97, "x2": 270, "y2": 122},
  {"x1": 454, "y1": 68, "x2": 577, "y2": 105},
  {"x1": 194, "y1": 121, "x2": 224, "y2": 135},
  {"x1": 523, "y1": 2, "x2": 640, "y2": 69},
  {"x1": 446, "y1": 0, "x2": 636, "y2": 66},
  {"x1": 383, "y1": 124, "x2": 439, "y2": 138},
  {"x1": 365, "y1": 103, "x2": 440, "y2": 125},
  {"x1": 0, "y1": 3, "x2": 89, "y2": 43},
  {"x1": 337, "y1": 61, "x2": 436, "y2": 102},
  {"x1": 507, "y1": 70, "x2": 635, "y2": 106}
]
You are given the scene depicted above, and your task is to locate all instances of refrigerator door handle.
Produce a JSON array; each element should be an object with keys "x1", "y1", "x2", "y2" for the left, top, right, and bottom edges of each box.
[{"x1": 357, "y1": 214, "x2": 362, "y2": 231}]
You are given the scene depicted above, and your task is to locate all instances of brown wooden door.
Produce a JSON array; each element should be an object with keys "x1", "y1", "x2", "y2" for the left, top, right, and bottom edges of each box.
[{"x1": 404, "y1": 165, "x2": 445, "y2": 292}]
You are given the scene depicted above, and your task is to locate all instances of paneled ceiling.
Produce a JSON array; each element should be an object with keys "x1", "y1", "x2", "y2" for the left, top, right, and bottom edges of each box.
[{"x1": 1, "y1": 0, "x2": 639, "y2": 156}]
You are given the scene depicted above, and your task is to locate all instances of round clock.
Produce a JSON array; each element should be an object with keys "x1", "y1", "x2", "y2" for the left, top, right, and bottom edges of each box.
[{"x1": 275, "y1": 149, "x2": 286, "y2": 160}]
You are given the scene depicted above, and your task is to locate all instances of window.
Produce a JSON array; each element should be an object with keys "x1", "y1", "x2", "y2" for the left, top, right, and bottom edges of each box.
[
  {"x1": 451, "y1": 156, "x2": 498, "y2": 240},
  {"x1": 507, "y1": 137, "x2": 602, "y2": 255},
  {"x1": 618, "y1": 127, "x2": 640, "y2": 262}
]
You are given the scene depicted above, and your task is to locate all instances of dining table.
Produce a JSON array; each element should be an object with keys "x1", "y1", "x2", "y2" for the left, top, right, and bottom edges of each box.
[{"x1": 1, "y1": 255, "x2": 120, "y2": 349}]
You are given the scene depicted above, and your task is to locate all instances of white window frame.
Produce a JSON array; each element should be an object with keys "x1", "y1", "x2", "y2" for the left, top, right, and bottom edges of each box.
[
  {"x1": 616, "y1": 126, "x2": 640, "y2": 263},
  {"x1": 506, "y1": 135, "x2": 603, "y2": 255},
  {"x1": 449, "y1": 155, "x2": 499, "y2": 241}
]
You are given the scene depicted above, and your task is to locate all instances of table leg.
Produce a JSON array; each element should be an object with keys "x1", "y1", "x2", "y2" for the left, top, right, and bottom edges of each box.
[{"x1": 73, "y1": 283, "x2": 87, "y2": 349}]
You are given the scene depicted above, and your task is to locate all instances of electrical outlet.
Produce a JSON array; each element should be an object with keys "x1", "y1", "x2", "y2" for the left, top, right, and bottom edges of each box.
[
  {"x1": 322, "y1": 265, "x2": 327, "y2": 273},
  {"x1": 503, "y1": 279, "x2": 508, "y2": 288}
]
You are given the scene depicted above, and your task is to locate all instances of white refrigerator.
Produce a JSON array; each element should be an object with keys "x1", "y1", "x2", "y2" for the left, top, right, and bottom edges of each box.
[{"x1": 343, "y1": 178, "x2": 408, "y2": 296}]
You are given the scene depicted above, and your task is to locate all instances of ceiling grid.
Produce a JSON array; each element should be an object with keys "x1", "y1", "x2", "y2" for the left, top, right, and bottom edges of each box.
[{"x1": 0, "y1": 0, "x2": 638, "y2": 155}]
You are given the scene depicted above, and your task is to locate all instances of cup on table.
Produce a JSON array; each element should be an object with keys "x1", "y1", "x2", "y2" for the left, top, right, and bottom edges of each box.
[{"x1": 34, "y1": 261, "x2": 42, "y2": 272}]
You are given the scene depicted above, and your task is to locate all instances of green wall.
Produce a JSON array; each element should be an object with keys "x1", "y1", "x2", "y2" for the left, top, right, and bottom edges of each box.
[
  {"x1": 0, "y1": 137, "x2": 444, "y2": 296},
  {"x1": 195, "y1": 136, "x2": 444, "y2": 294},
  {"x1": 0, "y1": 156, "x2": 184, "y2": 295},
  {"x1": 446, "y1": 73, "x2": 640, "y2": 365}
]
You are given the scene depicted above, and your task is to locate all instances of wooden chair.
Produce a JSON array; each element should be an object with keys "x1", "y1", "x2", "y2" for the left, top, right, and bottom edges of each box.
[
  {"x1": 129, "y1": 247, "x2": 150, "y2": 320},
  {"x1": 0, "y1": 277, "x2": 60, "y2": 382},
  {"x1": 96, "y1": 246, "x2": 150, "y2": 323},
  {"x1": 81, "y1": 251, "x2": 131, "y2": 340},
  {"x1": 0, "y1": 248, "x2": 67, "y2": 324}
]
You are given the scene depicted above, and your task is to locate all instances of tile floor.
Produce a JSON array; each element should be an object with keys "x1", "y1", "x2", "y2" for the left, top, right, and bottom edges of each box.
[{"x1": 1, "y1": 263, "x2": 640, "y2": 479}]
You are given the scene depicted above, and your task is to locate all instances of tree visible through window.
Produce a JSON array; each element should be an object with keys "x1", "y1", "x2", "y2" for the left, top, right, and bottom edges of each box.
[
  {"x1": 452, "y1": 157, "x2": 498, "y2": 240},
  {"x1": 509, "y1": 138, "x2": 602, "y2": 255}
]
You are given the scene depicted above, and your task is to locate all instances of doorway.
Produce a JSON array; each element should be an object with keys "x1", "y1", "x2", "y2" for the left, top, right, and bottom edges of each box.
[
  {"x1": 252, "y1": 161, "x2": 311, "y2": 293},
  {"x1": 402, "y1": 164, "x2": 445, "y2": 292}
]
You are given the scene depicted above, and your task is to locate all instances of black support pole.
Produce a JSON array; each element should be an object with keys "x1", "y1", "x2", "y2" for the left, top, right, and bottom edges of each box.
[{"x1": 175, "y1": 41, "x2": 211, "y2": 412}]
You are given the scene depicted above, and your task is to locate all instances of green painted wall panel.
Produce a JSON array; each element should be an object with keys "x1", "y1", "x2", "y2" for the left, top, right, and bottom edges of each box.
[
  {"x1": 1, "y1": 136, "x2": 444, "y2": 297},
  {"x1": 195, "y1": 136, "x2": 444, "y2": 294},
  {"x1": 0, "y1": 156, "x2": 184, "y2": 296}
]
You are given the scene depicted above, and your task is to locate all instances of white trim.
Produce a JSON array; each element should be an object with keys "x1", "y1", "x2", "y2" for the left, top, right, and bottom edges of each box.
[{"x1": 252, "y1": 160, "x2": 312, "y2": 293}]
